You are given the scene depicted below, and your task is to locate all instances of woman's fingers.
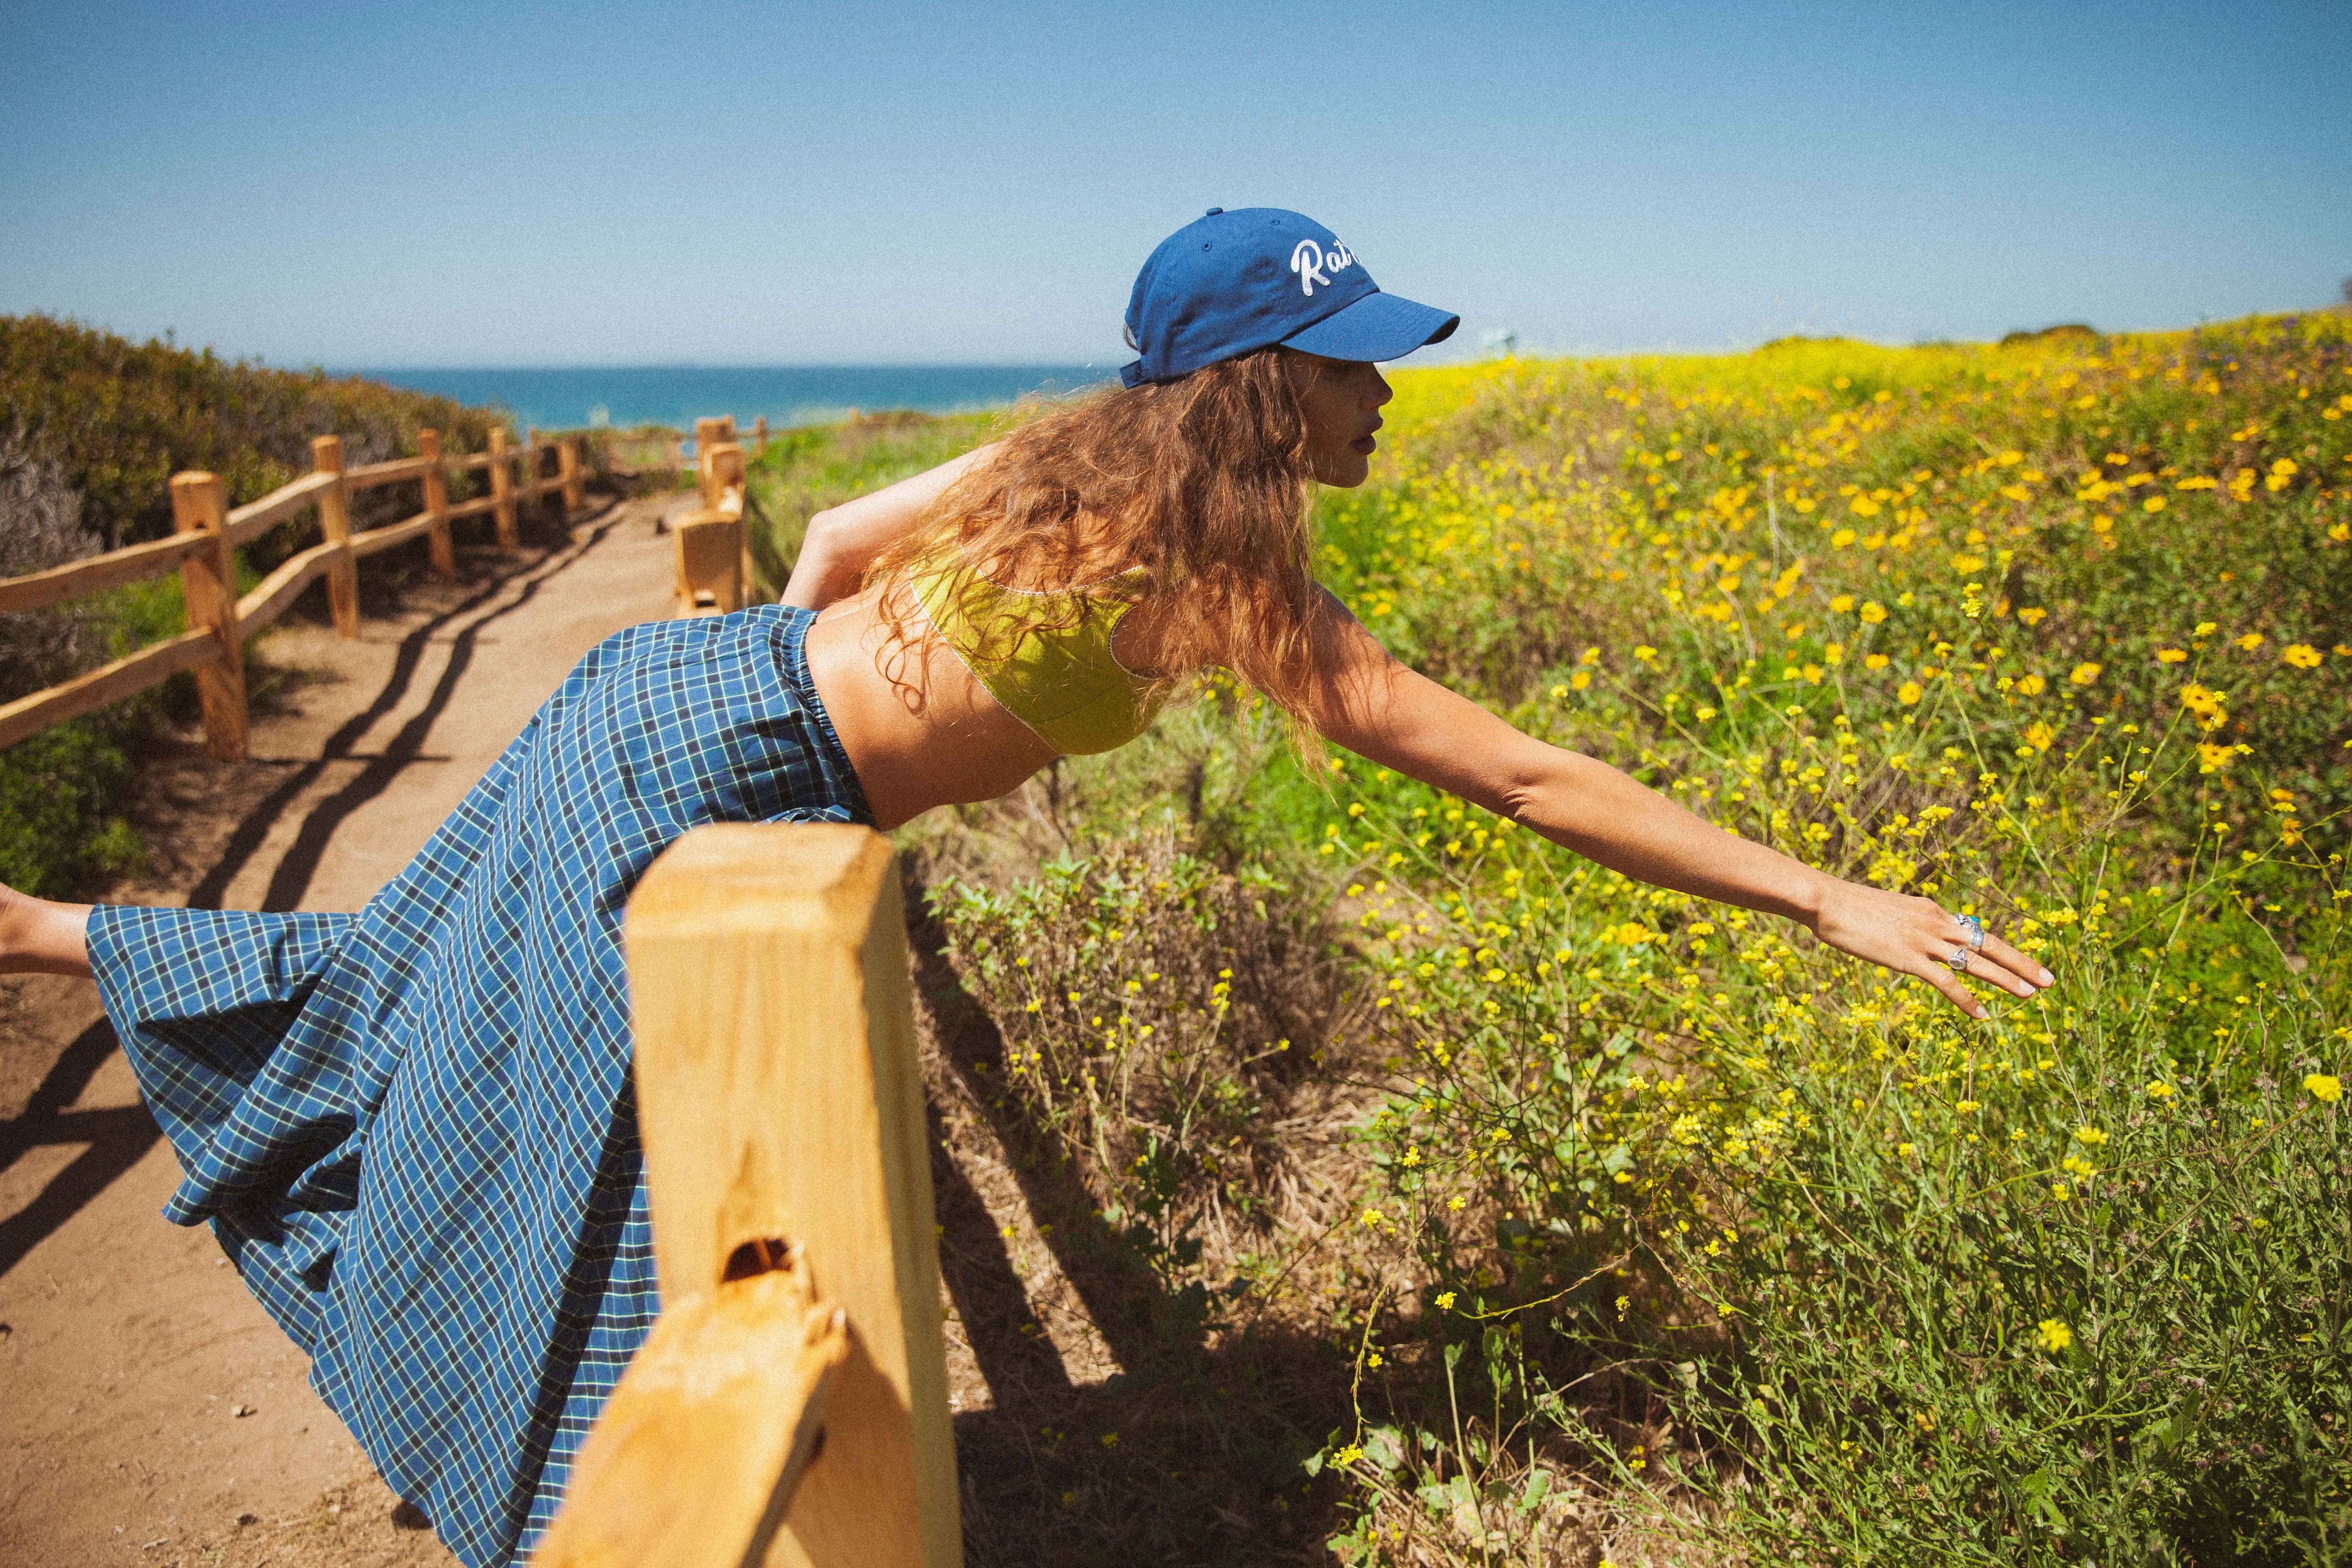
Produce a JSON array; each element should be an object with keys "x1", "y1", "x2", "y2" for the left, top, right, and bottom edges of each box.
[
  {"x1": 1975, "y1": 930, "x2": 2054, "y2": 992},
  {"x1": 1910, "y1": 956, "x2": 1988, "y2": 1020}
]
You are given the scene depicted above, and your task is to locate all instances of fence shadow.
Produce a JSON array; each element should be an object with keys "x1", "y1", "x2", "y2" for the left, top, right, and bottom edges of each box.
[
  {"x1": 0, "y1": 1015, "x2": 161, "y2": 1279},
  {"x1": 188, "y1": 496, "x2": 627, "y2": 912},
  {"x1": 902, "y1": 873, "x2": 1358, "y2": 1568}
]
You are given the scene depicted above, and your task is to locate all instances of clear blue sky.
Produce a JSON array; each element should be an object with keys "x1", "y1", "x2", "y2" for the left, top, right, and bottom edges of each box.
[{"x1": 4, "y1": 0, "x2": 2347, "y2": 369}]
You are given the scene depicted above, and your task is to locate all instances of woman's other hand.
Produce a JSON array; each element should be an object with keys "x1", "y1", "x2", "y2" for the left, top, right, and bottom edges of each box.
[
  {"x1": 781, "y1": 441, "x2": 1004, "y2": 610},
  {"x1": 1808, "y1": 881, "x2": 2054, "y2": 1020}
]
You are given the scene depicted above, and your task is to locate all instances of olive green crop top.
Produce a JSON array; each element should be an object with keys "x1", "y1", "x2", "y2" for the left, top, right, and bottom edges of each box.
[{"x1": 909, "y1": 547, "x2": 1165, "y2": 755}]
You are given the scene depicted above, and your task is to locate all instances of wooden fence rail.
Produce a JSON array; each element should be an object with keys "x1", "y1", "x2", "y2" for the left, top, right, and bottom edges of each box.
[
  {"x1": 0, "y1": 430, "x2": 587, "y2": 755},
  {"x1": 536, "y1": 824, "x2": 961, "y2": 1568}
]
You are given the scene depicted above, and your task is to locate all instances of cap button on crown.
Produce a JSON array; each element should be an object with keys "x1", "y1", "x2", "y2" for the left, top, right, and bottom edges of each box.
[{"x1": 1204, "y1": 207, "x2": 1223, "y2": 216}]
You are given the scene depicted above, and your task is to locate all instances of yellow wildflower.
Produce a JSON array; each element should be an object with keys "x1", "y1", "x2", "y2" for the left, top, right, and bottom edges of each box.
[
  {"x1": 2308, "y1": 1074, "x2": 2343, "y2": 1104},
  {"x1": 2069, "y1": 662, "x2": 2102, "y2": 685},
  {"x1": 2036, "y1": 1319, "x2": 2073, "y2": 1353},
  {"x1": 2282, "y1": 643, "x2": 2322, "y2": 669}
]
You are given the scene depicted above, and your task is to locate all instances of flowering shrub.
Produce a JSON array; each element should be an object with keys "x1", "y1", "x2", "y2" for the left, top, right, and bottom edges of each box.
[{"x1": 923, "y1": 316, "x2": 2348, "y2": 1564}]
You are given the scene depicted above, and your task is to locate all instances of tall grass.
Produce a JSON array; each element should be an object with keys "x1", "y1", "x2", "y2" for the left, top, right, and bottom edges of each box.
[{"x1": 917, "y1": 314, "x2": 2349, "y2": 1565}]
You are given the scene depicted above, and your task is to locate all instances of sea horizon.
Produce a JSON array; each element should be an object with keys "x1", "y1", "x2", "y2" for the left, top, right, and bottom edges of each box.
[{"x1": 345, "y1": 364, "x2": 1114, "y2": 435}]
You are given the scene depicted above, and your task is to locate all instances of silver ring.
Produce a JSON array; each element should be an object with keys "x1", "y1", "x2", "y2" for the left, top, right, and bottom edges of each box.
[
  {"x1": 1944, "y1": 948, "x2": 1972, "y2": 973},
  {"x1": 1955, "y1": 912, "x2": 1986, "y2": 951}
]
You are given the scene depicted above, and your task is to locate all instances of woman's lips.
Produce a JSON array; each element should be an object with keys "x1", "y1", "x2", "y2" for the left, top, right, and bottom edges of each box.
[{"x1": 1350, "y1": 434, "x2": 1378, "y2": 454}]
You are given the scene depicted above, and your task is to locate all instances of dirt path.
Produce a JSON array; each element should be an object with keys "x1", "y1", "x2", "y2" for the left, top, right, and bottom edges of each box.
[
  {"x1": 0, "y1": 484, "x2": 1327, "y2": 1568},
  {"x1": 0, "y1": 492, "x2": 677, "y2": 1568}
]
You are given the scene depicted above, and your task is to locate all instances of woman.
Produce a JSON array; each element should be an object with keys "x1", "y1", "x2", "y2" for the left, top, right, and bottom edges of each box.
[{"x1": 0, "y1": 208, "x2": 2053, "y2": 1566}]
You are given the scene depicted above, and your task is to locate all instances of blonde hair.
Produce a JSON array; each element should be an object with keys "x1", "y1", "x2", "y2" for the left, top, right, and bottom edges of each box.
[{"x1": 863, "y1": 347, "x2": 1345, "y2": 743}]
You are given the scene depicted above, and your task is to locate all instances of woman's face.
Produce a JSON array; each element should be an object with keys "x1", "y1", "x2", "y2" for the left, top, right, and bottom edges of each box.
[{"x1": 1288, "y1": 351, "x2": 1394, "y2": 488}]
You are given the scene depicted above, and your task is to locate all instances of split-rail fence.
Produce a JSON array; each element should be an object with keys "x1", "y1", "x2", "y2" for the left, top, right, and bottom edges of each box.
[
  {"x1": 0, "y1": 428, "x2": 585, "y2": 755},
  {"x1": 0, "y1": 413, "x2": 961, "y2": 1564}
]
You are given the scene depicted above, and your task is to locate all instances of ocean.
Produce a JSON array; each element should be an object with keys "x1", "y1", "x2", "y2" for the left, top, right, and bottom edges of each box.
[{"x1": 347, "y1": 365, "x2": 1112, "y2": 435}]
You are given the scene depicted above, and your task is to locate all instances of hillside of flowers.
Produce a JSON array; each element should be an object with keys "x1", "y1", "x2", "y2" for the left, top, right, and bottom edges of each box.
[{"x1": 770, "y1": 315, "x2": 2350, "y2": 1566}]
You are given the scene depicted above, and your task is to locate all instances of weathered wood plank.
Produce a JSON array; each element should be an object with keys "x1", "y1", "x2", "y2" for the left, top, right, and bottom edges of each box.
[
  {"x1": 612, "y1": 825, "x2": 961, "y2": 1568},
  {"x1": 313, "y1": 436, "x2": 359, "y2": 637},
  {"x1": 672, "y1": 511, "x2": 743, "y2": 617},
  {"x1": 531, "y1": 1259, "x2": 849, "y2": 1568},
  {"x1": 233, "y1": 542, "x2": 334, "y2": 634},
  {"x1": 0, "y1": 629, "x2": 215, "y2": 750},
  {"x1": 345, "y1": 454, "x2": 434, "y2": 490},
  {"x1": 0, "y1": 533, "x2": 210, "y2": 616},
  {"x1": 172, "y1": 472, "x2": 247, "y2": 760},
  {"x1": 224, "y1": 470, "x2": 336, "y2": 548},
  {"x1": 348, "y1": 510, "x2": 439, "y2": 560}
]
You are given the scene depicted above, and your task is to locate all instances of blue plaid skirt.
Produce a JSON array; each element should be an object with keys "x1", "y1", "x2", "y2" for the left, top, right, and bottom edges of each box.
[{"x1": 89, "y1": 606, "x2": 873, "y2": 1568}]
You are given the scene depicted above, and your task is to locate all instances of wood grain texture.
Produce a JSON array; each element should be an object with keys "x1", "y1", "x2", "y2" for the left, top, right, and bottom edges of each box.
[
  {"x1": 0, "y1": 532, "x2": 209, "y2": 616},
  {"x1": 533, "y1": 1265, "x2": 849, "y2": 1568},
  {"x1": 233, "y1": 542, "x2": 333, "y2": 634},
  {"x1": 0, "y1": 628, "x2": 214, "y2": 750},
  {"x1": 169, "y1": 472, "x2": 248, "y2": 761},
  {"x1": 344, "y1": 454, "x2": 434, "y2": 490},
  {"x1": 489, "y1": 426, "x2": 518, "y2": 550},
  {"x1": 348, "y1": 510, "x2": 438, "y2": 560},
  {"x1": 673, "y1": 511, "x2": 743, "y2": 616},
  {"x1": 223, "y1": 469, "x2": 336, "y2": 548},
  {"x1": 621, "y1": 825, "x2": 961, "y2": 1568},
  {"x1": 559, "y1": 435, "x2": 585, "y2": 514},
  {"x1": 418, "y1": 428, "x2": 456, "y2": 578},
  {"x1": 311, "y1": 436, "x2": 360, "y2": 638}
]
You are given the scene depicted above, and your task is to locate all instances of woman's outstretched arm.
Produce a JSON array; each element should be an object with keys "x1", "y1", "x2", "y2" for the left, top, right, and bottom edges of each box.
[
  {"x1": 780, "y1": 441, "x2": 1003, "y2": 610},
  {"x1": 0, "y1": 885, "x2": 93, "y2": 977},
  {"x1": 1301, "y1": 593, "x2": 2052, "y2": 1018}
]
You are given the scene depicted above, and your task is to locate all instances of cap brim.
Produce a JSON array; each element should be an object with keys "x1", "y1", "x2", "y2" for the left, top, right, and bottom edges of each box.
[{"x1": 1279, "y1": 290, "x2": 1459, "y2": 363}]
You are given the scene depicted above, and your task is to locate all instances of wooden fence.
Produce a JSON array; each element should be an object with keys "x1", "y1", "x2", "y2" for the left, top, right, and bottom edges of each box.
[
  {"x1": 674, "y1": 415, "x2": 753, "y2": 615},
  {"x1": 7, "y1": 408, "x2": 949, "y2": 1560},
  {"x1": 534, "y1": 824, "x2": 961, "y2": 1568},
  {"x1": 0, "y1": 429, "x2": 585, "y2": 757}
]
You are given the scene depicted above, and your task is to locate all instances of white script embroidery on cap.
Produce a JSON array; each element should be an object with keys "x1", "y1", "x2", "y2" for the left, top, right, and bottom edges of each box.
[{"x1": 1289, "y1": 238, "x2": 1357, "y2": 297}]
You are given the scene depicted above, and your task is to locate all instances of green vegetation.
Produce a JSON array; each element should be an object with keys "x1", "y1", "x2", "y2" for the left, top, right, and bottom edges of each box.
[
  {"x1": 801, "y1": 317, "x2": 2350, "y2": 1565},
  {"x1": 0, "y1": 313, "x2": 511, "y2": 894},
  {"x1": 742, "y1": 409, "x2": 1004, "y2": 596}
]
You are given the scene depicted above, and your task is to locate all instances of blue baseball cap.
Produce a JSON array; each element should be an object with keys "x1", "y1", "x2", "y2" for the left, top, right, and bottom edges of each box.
[{"x1": 1120, "y1": 208, "x2": 1459, "y2": 387}]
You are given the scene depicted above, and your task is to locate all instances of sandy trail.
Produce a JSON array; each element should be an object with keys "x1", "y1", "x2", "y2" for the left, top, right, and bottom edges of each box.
[{"x1": 0, "y1": 492, "x2": 676, "y2": 1568}]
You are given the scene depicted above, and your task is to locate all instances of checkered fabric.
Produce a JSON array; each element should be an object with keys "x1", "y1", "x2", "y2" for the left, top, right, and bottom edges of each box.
[{"x1": 89, "y1": 606, "x2": 872, "y2": 1568}]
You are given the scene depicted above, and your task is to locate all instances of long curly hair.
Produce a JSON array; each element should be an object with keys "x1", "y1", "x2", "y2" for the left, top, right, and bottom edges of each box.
[{"x1": 861, "y1": 347, "x2": 1345, "y2": 742}]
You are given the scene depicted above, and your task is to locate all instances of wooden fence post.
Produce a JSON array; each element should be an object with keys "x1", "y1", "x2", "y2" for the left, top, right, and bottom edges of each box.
[
  {"x1": 755, "y1": 415, "x2": 769, "y2": 452},
  {"x1": 534, "y1": 825, "x2": 959, "y2": 1568},
  {"x1": 558, "y1": 435, "x2": 585, "y2": 515},
  {"x1": 168, "y1": 472, "x2": 248, "y2": 761},
  {"x1": 418, "y1": 428, "x2": 455, "y2": 578},
  {"x1": 694, "y1": 417, "x2": 735, "y2": 507},
  {"x1": 704, "y1": 441, "x2": 755, "y2": 598},
  {"x1": 672, "y1": 509, "x2": 743, "y2": 616},
  {"x1": 311, "y1": 435, "x2": 359, "y2": 637},
  {"x1": 490, "y1": 426, "x2": 518, "y2": 550}
]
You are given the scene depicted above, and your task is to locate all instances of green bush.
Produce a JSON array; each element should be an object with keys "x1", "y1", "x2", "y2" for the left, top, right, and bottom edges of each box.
[{"x1": 927, "y1": 315, "x2": 2351, "y2": 1565}]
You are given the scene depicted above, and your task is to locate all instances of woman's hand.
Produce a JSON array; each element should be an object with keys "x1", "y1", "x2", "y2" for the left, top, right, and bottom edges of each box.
[
  {"x1": 1808, "y1": 880, "x2": 2054, "y2": 1019},
  {"x1": 781, "y1": 441, "x2": 1003, "y2": 610}
]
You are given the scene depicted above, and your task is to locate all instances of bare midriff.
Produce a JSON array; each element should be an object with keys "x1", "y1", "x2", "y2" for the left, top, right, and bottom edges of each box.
[{"x1": 803, "y1": 583, "x2": 1058, "y2": 831}]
